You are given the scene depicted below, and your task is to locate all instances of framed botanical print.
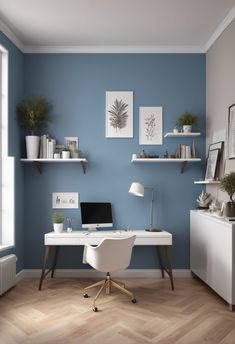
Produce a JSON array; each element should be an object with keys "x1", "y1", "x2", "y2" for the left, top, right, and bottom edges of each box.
[
  {"x1": 139, "y1": 106, "x2": 163, "y2": 145},
  {"x1": 106, "y1": 91, "x2": 133, "y2": 138}
]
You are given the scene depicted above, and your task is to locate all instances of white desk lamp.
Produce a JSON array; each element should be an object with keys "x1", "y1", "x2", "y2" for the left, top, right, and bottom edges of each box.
[{"x1": 129, "y1": 182, "x2": 161, "y2": 232}]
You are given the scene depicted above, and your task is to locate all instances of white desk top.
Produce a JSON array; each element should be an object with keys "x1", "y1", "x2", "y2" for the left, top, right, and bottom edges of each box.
[{"x1": 45, "y1": 230, "x2": 172, "y2": 246}]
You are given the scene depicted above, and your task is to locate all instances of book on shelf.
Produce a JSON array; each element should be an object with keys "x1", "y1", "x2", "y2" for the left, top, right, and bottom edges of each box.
[
  {"x1": 175, "y1": 144, "x2": 192, "y2": 159},
  {"x1": 39, "y1": 134, "x2": 56, "y2": 158}
]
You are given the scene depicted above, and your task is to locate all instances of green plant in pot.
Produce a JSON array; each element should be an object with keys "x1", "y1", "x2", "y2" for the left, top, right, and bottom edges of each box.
[
  {"x1": 16, "y1": 96, "x2": 51, "y2": 159},
  {"x1": 220, "y1": 172, "x2": 235, "y2": 217},
  {"x1": 176, "y1": 112, "x2": 198, "y2": 133},
  {"x1": 52, "y1": 212, "x2": 64, "y2": 233}
]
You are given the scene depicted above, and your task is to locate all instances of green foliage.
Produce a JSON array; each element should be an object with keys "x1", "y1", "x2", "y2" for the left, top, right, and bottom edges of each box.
[
  {"x1": 220, "y1": 172, "x2": 235, "y2": 202},
  {"x1": 108, "y1": 99, "x2": 128, "y2": 132},
  {"x1": 52, "y1": 212, "x2": 64, "y2": 224},
  {"x1": 176, "y1": 112, "x2": 198, "y2": 127},
  {"x1": 16, "y1": 96, "x2": 51, "y2": 135}
]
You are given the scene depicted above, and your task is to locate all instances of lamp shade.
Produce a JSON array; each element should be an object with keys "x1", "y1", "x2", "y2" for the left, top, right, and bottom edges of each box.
[{"x1": 129, "y1": 182, "x2": 144, "y2": 197}]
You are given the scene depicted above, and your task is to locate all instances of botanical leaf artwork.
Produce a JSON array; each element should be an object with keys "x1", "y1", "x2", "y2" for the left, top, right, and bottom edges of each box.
[
  {"x1": 145, "y1": 114, "x2": 156, "y2": 140},
  {"x1": 108, "y1": 99, "x2": 128, "y2": 132}
]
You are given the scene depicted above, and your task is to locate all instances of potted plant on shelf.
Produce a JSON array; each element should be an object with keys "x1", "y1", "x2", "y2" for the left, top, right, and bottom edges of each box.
[
  {"x1": 176, "y1": 112, "x2": 198, "y2": 133},
  {"x1": 220, "y1": 172, "x2": 235, "y2": 217},
  {"x1": 52, "y1": 212, "x2": 64, "y2": 233},
  {"x1": 16, "y1": 96, "x2": 51, "y2": 159}
]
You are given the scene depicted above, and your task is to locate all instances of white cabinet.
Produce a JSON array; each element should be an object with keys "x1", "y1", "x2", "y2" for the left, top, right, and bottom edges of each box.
[{"x1": 190, "y1": 210, "x2": 235, "y2": 310}]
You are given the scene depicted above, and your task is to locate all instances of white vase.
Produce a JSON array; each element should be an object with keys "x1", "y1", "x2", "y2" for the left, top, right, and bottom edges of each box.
[
  {"x1": 183, "y1": 125, "x2": 192, "y2": 133},
  {"x1": 26, "y1": 135, "x2": 40, "y2": 159},
  {"x1": 53, "y1": 223, "x2": 64, "y2": 233}
]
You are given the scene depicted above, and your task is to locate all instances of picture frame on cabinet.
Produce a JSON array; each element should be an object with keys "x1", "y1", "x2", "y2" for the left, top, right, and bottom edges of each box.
[
  {"x1": 105, "y1": 91, "x2": 133, "y2": 138},
  {"x1": 228, "y1": 104, "x2": 235, "y2": 159},
  {"x1": 139, "y1": 106, "x2": 163, "y2": 145},
  {"x1": 205, "y1": 149, "x2": 220, "y2": 181}
]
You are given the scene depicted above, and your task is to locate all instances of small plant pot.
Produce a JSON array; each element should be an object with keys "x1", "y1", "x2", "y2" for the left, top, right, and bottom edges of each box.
[
  {"x1": 183, "y1": 125, "x2": 192, "y2": 133},
  {"x1": 26, "y1": 135, "x2": 40, "y2": 159},
  {"x1": 53, "y1": 223, "x2": 64, "y2": 233},
  {"x1": 224, "y1": 202, "x2": 235, "y2": 217}
]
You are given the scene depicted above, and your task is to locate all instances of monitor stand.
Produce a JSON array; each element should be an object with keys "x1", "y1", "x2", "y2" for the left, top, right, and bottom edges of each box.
[{"x1": 87, "y1": 227, "x2": 98, "y2": 231}]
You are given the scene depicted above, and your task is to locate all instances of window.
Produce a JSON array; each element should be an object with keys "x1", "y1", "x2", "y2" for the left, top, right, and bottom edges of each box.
[{"x1": 0, "y1": 44, "x2": 15, "y2": 251}]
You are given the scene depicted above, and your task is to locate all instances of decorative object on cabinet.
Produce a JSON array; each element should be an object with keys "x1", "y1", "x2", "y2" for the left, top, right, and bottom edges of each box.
[
  {"x1": 139, "y1": 107, "x2": 163, "y2": 145},
  {"x1": 196, "y1": 190, "x2": 211, "y2": 209},
  {"x1": 52, "y1": 212, "x2": 64, "y2": 233},
  {"x1": 228, "y1": 104, "x2": 235, "y2": 159},
  {"x1": 20, "y1": 158, "x2": 87, "y2": 174},
  {"x1": 131, "y1": 157, "x2": 201, "y2": 174},
  {"x1": 129, "y1": 182, "x2": 161, "y2": 232},
  {"x1": 16, "y1": 96, "x2": 52, "y2": 159},
  {"x1": 52, "y1": 192, "x2": 79, "y2": 209},
  {"x1": 205, "y1": 149, "x2": 220, "y2": 181},
  {"x1": 106, "y1": 91, "x2": 133, "y2": 138},
  {"x1": 176, "y1": 112, "x2": 198, "y2": 133},
  {"x1": 220, "y1": 172, "x2": 235, "y2": 218}
]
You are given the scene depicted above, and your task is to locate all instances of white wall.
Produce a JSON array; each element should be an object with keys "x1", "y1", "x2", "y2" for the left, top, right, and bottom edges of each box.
[{"x1": 206, "y1": 19, "x2": 235, "y2": 201}]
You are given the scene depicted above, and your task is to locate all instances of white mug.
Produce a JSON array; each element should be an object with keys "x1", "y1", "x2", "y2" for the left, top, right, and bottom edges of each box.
[
  {"x1": 62, "y1": 151, "x2": 70, "y2": 159},
  {"x1": 54, "y1": 153, "x2": 60, "y2": 159}
]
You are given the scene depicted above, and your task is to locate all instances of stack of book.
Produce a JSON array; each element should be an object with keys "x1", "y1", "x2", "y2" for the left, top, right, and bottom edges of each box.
[
  {"x1": 39, "y1": 134, "x2": 56, "y2": 158},
  {"x1": 175, "y1": 144, "x2": 193, "y2": 159}
]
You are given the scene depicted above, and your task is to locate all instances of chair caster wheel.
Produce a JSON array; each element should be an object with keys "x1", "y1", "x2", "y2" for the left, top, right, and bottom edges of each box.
[
  {"x1": 83, "y1": 293, "x2": 89, "y2": 298},
  {"x1": 131, "y1": 298, "x2": 137, "y2": 303},
  {"x1": 93, "y1": 307, "x2": 98, "y2": 312}
]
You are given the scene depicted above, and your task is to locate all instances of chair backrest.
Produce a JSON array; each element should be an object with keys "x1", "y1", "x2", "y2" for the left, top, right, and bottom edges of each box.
[{"x1": 84, "y1": 235, "x2": 136, "y2": 273}]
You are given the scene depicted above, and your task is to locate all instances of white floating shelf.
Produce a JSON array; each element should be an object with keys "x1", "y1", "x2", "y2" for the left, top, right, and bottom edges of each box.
[
  {"x1": 20, "y1": 158, "x2": 88, "y2": 174},
  {"x1": 194, "y1": 180, "x2": 220, "y2": 185},
  {"x1": 132, "y1": 158, "x2": 201, "y2": 163},
  {"x1": 164, "y1": 132, "x2": 201, "y2": 138},
  {"x1": 131, "y1": 158, "x2": 201, "y2": 174}
]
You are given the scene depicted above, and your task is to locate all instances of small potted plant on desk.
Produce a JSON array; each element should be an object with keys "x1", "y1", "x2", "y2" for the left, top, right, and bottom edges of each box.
[
  {"x1": 176, "y1": 112, "x2": 198, "y2": 133},
  {"x1": 52, "y1": 212, "x2": 64, "y2": 233},
  {"x1": 220, "y1": 172, "x2": 235, "y2": 217},
  {"x1": 16, "y1": 96, "x2": 51, "y2": 159}
]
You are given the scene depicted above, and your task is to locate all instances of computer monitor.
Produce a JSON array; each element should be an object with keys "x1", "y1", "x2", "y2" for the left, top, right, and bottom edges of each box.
[{"x1": 80, "y1": 202, "x2": 113, "y2": 231}]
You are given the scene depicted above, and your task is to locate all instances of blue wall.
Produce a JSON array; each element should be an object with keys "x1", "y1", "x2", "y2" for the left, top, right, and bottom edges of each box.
[
  {"x1": 23, "y1": 53, "x2": 205, "y2": 269},
  {"x1": 0, "y1": 33, "x2": 25, "y2": 272}
]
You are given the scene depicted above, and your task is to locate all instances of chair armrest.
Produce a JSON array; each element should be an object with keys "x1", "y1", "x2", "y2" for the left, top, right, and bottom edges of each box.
[{"x1": 82, "y1": 244, "x2": 97, "y2": 264}]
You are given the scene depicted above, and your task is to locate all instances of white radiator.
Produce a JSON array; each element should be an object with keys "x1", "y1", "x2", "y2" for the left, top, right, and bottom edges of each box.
[{"x1": 0, "y1": 254, "x2": 17, "y2": 295}]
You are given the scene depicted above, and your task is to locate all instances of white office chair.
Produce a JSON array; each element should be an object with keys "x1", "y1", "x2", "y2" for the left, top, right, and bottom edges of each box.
[{"x1": 82, "y1": 235, "x2": 136, "y2": 312}]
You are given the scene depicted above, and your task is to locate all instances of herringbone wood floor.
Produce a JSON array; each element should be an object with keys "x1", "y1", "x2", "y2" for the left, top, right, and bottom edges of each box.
[{"x1": 0, "y1": 277, "x2": 235, "y2": 344}]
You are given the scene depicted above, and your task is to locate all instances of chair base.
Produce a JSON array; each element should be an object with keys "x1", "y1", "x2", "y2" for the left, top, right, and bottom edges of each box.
[{"x1": 83, "y1": 273, "x2": 136, "y2": 311}]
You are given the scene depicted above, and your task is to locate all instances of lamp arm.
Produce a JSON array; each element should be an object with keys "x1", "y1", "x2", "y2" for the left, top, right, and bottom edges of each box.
[{"x1": 145, "y1": 187, "x2": 154, "y2": 230}]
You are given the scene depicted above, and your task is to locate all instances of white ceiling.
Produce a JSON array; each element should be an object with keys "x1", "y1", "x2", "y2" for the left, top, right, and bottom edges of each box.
[{"x1": 0, "y1": 0, "x2": 235, "y2": 53}]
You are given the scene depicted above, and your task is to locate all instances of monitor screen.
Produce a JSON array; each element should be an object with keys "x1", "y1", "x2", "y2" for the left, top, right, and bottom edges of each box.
[{"x1": 80, "y1": 202, "x2": 113, "y2": 230}]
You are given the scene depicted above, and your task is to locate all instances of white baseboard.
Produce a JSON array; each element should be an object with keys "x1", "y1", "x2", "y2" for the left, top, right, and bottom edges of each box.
[{"x1": 17, "y1": 269, "x2": 191, "y2": 280}]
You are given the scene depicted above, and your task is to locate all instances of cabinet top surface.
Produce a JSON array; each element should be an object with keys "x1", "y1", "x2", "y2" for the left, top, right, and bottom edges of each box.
[{"x1": 191, "y1": 210, "x2": 235, "y2": 227}]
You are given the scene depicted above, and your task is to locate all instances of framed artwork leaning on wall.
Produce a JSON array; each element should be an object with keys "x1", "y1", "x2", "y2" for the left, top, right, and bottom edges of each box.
[
  {"x1": 228, "y1": 103, "x2": 235, "y2": 159},
  {"x1": 205, "y1": 149, "x2": 220, "y2": 181}
]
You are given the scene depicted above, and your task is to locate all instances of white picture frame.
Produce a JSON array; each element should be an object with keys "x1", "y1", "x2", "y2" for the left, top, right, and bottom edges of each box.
[
  {"x1": 64, "y1": 137, "x2": 79, "y2": 151},
  {"x1": 52, "y1": 192, "x2": 79, "y2": 209},
  {"x1": 139, "y1": 106, "x2": 163, "y2": 145},
  {"x1": 106, "y1": 91, "x2": 133, "y2": 138}
]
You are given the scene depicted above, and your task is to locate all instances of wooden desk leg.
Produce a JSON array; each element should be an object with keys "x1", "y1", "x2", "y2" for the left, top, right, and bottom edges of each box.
[
  {"x1": 51, "y1": 246, "x2": 59, "y2": 278},
  {"x1": 165, "y1": 246, "x2": 174, "y2": 290},
  {"x1": 39, "y1": 246, "x2": 51, "y2": 291},
  {"x1": 156, "y1": 246, "x2": 165, "y2": 278}
]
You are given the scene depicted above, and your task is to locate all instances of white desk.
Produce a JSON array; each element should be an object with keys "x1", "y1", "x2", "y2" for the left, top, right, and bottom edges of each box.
[{"x1": 39, "y1": 230, "x2": 174, "y2": 290}]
